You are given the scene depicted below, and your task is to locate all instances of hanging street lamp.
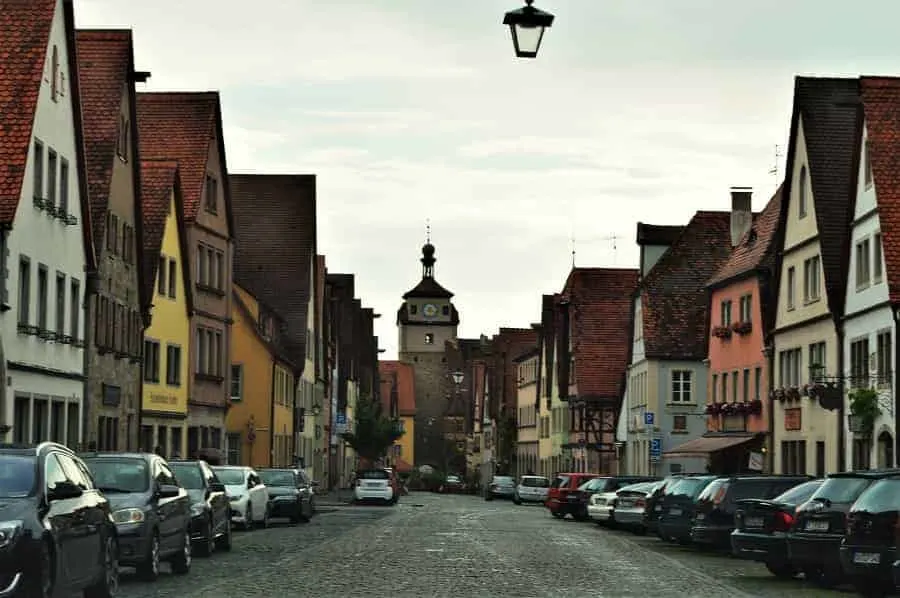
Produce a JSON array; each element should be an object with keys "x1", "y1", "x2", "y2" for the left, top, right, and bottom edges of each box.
[{"x1": 502, "y1": 0, "x2": 555, "y2": 59}]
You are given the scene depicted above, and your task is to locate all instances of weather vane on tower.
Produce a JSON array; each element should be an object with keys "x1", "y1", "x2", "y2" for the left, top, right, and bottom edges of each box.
[{"x1": 426, "y1": 218, "x2": 431, "y2": 244}]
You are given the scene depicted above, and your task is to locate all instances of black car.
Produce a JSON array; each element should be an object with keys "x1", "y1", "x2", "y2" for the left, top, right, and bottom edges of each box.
[
  {"x1": 657, "y1": 475, "x2": 718, "y2": 544},
  {"x1": 0, "y1": 442, "x2": 118, "y2": 597},
  {"x1": 789, "y1": 468, "x2": 900, "y2": 588},
  {"x1": 168, "y1": 460, "x2": 232, "y2": 555},
  {"x1": 644, "y1": 474, "x2": 696, "y2": 534},
  {"x1": 259, "y1": 468, "x2": 315, "y2": 524},
  {"x1": 839, "y1": 475, "x2": 900, "y2": 595},
  {"x1": 690, "y1": 475, "x2": 811, "y2": 549},
  {"x1": 82, "y1": 452, "x2": 193, "y2": 581},
  {"x1": 731, "y1": 478, "x2": 824, "y2": 577}
]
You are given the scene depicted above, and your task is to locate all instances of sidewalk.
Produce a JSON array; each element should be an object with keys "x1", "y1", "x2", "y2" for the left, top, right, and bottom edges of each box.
[{"x1": 315, "y1": 488, "x2": 354, "y2": 506}]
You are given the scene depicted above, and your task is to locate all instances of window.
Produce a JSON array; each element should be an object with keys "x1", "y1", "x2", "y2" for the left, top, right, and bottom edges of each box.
[
  {"x1": 781, "y1": 440, "x2": 807, "y2": 475},
  {"x1": 214, "y1": 331, "x2": 222, "y2": 376},
  {"x1": 54, "y1": 272, "x2": 65, "y2": 335},
  {"x1": 143, "y1": 339, "x2": 160, "y2": 383},
  {"x1": 808, "y1": 342, "x2": 826, "y2": 382},
  {"x1": 36, "y1": 265, "x2": 47, "y2": 330},
  {"x1": 425, "y1": 333, "x2": 434, "y2": 345},
  {"x1": 850, "y1": 338, "x2": 870, "y2": 388},
  {"x1": 798, "y1": 165, "x2": 808, "y2": 218},
  {"x1": 874, "y1": 232, "x2": 884, "y2": 282},
  {"x1": 732, "y1": 371, "x2": 739, "y2": 402},
  {"x1": 738, "y1": 294, "x2": 752, "y2": 323},
  {"x1": 59, "y1": 158, "x2": 68, "y2": 215},
  {"x1": 778, "y1": 348, "x2": 801, "y2": 387},
  {"x1": 231, "y1": 365, "x2": 243, "y2": 401},
  {"x1": 711, "y1": 374, "x2": 718, "y2": 402},
  {"x1": 742, "y1": 369, "x2": 750, "y2": 402},
  {"x1": 120, "y1": 224, "x2": 132, "y2": 263},
  {"x1": 803, "y1": 255, "x2": 821, "y2": 302},
  {"x1": 215, "y1": 252, "x2": 224, "y2": 291},
  {"x1": 33, "y1": 141, "x2": 43, "y2": 200},
  {"x1": 754, "y1": 367, "x2": 762, "y2": 400},
  {"x1": 856, "y1": 238, "x2": 871, "y2": 287},
  {"x1": 116, "y1": 116, "x2": 129, "y2": 161},
  {"x1": 671, "y1": 370, "x2": 692, "y2": 403},
  {"x1": 167, "y1": 258, "x2": 176, "y2": 298},
  {"x1": 786, "y1": 266, "x2": 796, "y2": 309},
  {"x1": 106, "y1": 212, "x2": 118, "y2": 253},
  {"x1": 720, "y1": 300, "x2": 732, "y2": 326},
  {"x1": 205, "y1": 175, "x2": 218, "y2": 213},
  {"x1": 157, "y1": 255, "x2": 166, "y2": 295},
  {"x1": 166, "y1": 344, "x2": 181, "y2": 386},
  {"x1": 47, "y1": 149, "x2": 57, "y2": 207},
  {"x1": 69, "y1": 279, "x2": 79, "y2": 339},
  {"x1": 864, "y1": 138, "x2": 873, "y2": 189},
  {"x1": 877, "y1": 331, "x2": 892, "y2": 386},
  {"x1": 720, "y1": 372, "x2": 726, "y2": 401},
  {"x1": 50, "y1": 45, "x2": 59, "y2": 101},
  {"x1": 17, "y1": 257, "x2": 30, "y2": 325}
]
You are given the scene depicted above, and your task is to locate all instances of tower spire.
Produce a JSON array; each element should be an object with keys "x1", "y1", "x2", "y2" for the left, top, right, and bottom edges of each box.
[{"x1": 421, "y1": 222, "x2": 436, "y2": 279}]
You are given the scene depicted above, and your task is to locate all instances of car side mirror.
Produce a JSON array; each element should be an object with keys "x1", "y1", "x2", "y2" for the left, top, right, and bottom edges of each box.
[
  {"x1": 157, "y1": 484, "x2": 180, "y2": 499},
  {"x1": 48, "y1": 480, "x2": 83, "y2": 501},
  {"x1": 209, "y1": 482, "x2": 226, "y2": 493}
]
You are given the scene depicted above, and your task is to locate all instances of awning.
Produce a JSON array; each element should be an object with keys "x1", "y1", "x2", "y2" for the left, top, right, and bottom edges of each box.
[
  {"x1": 662, "y1": 434, "x2": 756, "y2": 459},
  {"x1": 394, "y1": 458, "x2": 414, "y2": 473}
]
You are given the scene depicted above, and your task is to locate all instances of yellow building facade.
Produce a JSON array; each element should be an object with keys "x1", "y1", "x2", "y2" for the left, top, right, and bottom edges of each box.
[
  {"x1": 140, "y1": 163, "x2": 192, "y2": 457},
  {"x1": 228, "y1": 284, "x2": 296, "y2": 468}
]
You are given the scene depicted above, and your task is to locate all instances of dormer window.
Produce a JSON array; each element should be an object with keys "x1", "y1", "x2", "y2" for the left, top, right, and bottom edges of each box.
[
  {"x1": 798, "y1": 165, "x2": 808, "y2": 218},
  {"x1": 864, "y1": 138, "x2": 873, "y2": 189},
  {"x1": 442, "y1": 305, "x2": 450, "y2": 316},
  {"x1": 205, "y1": 175, "x2": 218, "y2": 214},
  {"x1": 425, "y1": 333, "x2": 434, "y2": 345},
  {"x1": 409, "y1": 304, "x2": 417, "y2": 315},
  {"x1": 116, "y1": 116, "x2": 129, "y2": 161},
  {"x1": 50, "y1": 45, "x2": 59, "y2": 102}
]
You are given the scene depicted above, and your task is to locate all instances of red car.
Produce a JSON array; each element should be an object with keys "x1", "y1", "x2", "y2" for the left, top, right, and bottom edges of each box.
[
  {"x1": 383, "y1": 467, "x2": 401, "y2": 499},
  {"x1": 546, "y1": 472, "x2": 600, "y2": 518}
]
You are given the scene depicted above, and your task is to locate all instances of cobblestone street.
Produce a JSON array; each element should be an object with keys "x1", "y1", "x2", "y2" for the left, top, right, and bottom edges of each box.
[{"x1": 106, "y1": 492, "x2": 862, "y2": 597}]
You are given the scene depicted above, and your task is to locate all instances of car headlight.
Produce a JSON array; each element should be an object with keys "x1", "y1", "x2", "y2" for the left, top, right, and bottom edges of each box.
[
  {"x1": 0, "y1": 521, "x2": 23, "y2": 549},
  {"x1": 111, "y1": 508, "x2": 145, "y2": 525},
  {"x1": 190, "y1": 504, "x2": 206, "y2": 517}
]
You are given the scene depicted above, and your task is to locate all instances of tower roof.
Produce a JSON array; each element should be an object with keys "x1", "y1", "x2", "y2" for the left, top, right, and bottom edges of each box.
[{"x1": 403, "y1": 239, "x2": 453, "y2": 299}]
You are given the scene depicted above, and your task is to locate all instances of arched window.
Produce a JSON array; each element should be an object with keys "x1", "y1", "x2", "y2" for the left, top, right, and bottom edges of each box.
[
  {"x1": 798, "y1": 165, "x2": 808, "y2": 218},
  {"x1": 50, "y1": 45, "x2": 59, "y2": 101}
]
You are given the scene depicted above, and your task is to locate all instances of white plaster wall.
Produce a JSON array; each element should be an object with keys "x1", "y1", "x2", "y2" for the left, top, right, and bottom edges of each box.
[{"x1": 631, "y1": 297, "x2": 645, "y2": 363}]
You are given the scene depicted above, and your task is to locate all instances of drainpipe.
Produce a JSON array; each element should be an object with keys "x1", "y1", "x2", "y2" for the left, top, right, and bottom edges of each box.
[
  {"x1": 269, "y1": 360, "x2": 276, "y2": 468},
  {"x1": 765, "y1": 343, "x2": 775, "y2": 474},
  {"x1": 837, "y1": 323, "x2": 846, "y2": 473},
  {"x1": 894, "y1": 307, "x2": 900, "y2": 467}
]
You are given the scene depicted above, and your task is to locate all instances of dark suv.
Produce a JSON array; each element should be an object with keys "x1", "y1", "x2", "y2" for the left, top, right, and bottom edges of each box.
[
  {"x1": 168, "y1": 459, "x2": 232, "y2": 555},
  {"x1": 789, "y1": 468, "x2": 900, "y2": 588},
  {"x1": 259, "y1": 468, "x2": 316, "y2": 523},
  {"x1": 82, "y1": 452, "x2": 192, "y2": 581},
  {"x1": 839, "y1": 476, "x2": 900, "y2": 595},
  {"x1": 0, "y1": 442, "x2": 118, "y2": 597},
  {"x1": 690, "y1": 475, "x2": 811, "y2": 549},
  {"x1": 657, "y1": 475, "x2": 717, "y2": 544}
]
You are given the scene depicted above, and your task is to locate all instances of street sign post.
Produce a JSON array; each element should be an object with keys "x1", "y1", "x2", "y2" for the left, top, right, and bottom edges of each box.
[
  {"x1": 649, "y1": 438, "x2": 662, "y2": 463},
  {"x1": 644, "y1": 412, "x2": 655, "y2": 426}
]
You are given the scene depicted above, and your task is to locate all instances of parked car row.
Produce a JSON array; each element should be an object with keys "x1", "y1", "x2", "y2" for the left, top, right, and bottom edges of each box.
[{"x1": 0, "y1": 442, "x2": 317, "y2": 598}]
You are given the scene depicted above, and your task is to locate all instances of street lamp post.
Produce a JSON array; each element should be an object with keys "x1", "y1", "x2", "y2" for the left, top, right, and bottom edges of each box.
[{"x1": 502, "y1": 0, "x2": 555, "y2": 59}]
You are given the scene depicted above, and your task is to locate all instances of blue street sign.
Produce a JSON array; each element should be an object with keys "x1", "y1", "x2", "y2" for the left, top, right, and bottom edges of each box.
[
  {"x1": 644, "y1": 412, "x2": 655, "y2": 426},
  {"x1": 650, "y1": 438, "x2": 662, "y2": 455},
  {"x1": 335, "y1": 413, "x2": 347, "y2": 425}
]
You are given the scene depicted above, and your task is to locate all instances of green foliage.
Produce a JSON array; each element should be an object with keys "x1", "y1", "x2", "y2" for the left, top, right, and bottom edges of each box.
[
  {"x1": 849, "y1": 388, "x2": 881, "y2": 431},
  {"x1": 341, "y1": 397, "x2": 404, "y2": 462}
]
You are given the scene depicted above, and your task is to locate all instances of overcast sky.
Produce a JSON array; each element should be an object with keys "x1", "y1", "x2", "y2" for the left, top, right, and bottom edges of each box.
[{"x1": 75, "y1": 0, "x2": 900, "y2": 358}]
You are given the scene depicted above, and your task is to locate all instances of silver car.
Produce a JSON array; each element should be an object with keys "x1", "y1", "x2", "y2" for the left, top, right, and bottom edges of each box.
[
  {"x1": 485, "y1": 475, "x2": 516, "y2": 500},
  {"x1": 611, "y1": 481, "x2": 662, "y2": 534},
  {"x1": 514, "y1": 475, "x2": 550, "y2": 504}
]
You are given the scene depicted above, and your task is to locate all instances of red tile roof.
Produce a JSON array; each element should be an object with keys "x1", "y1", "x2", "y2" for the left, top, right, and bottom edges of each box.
[
  {"x1": 707, "y1": 186, "x2": 783, "y2": 288},
  {"x1": 861, "y1": 77, "x2": 900, "y2": 304},
  {"x1": 641, "y1": 211, "x2": 733, "y2": 360},
  {"x1": 379, "y1": 361, "x2": 416, "y2": 416},
  {"x1": 0, "y1": 0, "x2": 56, "y2": 225},
  {"x1": 139, "y1": 159, "x2": 192, "y2": 315},
  {"x1": 136, "y1": 91, "x2": 233, "y2": 234},
  {"x1": 561, "y1": 267, "x2": 639, "y2": 400}
]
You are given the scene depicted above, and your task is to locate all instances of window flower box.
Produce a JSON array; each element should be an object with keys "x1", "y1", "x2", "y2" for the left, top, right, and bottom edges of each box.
[{"x1": 712, "y1": 326, "x2": 732, "y2": 339}]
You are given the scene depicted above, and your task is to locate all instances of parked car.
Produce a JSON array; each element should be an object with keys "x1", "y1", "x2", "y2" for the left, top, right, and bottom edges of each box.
[
  {"x1": 514, "y1": 475, "x2": 550, "y2": 504},
  {"x1": 259, "y1": 468, "x2": 316, "y2": 523},
  {"x1": 690, "y1": 475, "x2": 811, "y2": 549},
  {"x1": 485, "y1": 475, "x2": 516, "y2": 501},
  {"x1": 839, "y1": 475, "x2": 900, "y2": 595},
  {"x1": 212, "y1": 466, "x2": 271, "y2": 528},
  {"x1": 731, "y1": 478, "x2": 824, "y2": 577},
  {"x1": 383, "y1": 468, "x2": 401, "y2": 498},
  {"x1": 83, "y1": 452, "x2": 192, "y2": 580},
  {"x1": 168, "y1": 459, "x2": 232, "y2": 555},
  {"x1": 545, "y1": 473, "x2": 598, "y2": 518},
  {"x1": 789, "y1": 468, "x2": 900, "y2": 588},
  {"x1": 657, "y1": 475, "x2": 718, "y2": 544},
  {"x1": 354, "y1": 468, "x2": 396, "y2": 505},
  {"x1": 439, "y1": 474, "x2": 466, "y2": 494},
  {"x1": 609, "y1": 480, "x2": 663, "y2": 534},
  {"x1": 644, "y1": 474, "x2": 698, "y2": 535},
  {"x1": 0, "y1": 442, "x2": 118, "y2": 597},
  {"x1": 584, "y1": 476, "x2": 659, "y2": 524}
]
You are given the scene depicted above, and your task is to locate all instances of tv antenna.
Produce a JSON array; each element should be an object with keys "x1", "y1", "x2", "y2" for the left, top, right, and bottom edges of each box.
[
  {"x1": 768, "y1": 144, "x2": 784, "y2": 190},
  {"x1": 571, "y1": 233, "x2": 619, "y2": 267}
]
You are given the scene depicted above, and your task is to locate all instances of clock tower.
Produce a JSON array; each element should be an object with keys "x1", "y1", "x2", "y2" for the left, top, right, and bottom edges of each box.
[{"x1": 397, "y1": 240, "x2": 459, "y2": 468}]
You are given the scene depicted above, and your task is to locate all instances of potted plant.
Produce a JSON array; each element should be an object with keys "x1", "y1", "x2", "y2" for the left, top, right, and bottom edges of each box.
[
  {"x1": 711, "y1": 326, "x2": 732, "y2": 339},
  {"x1": 748, "y1": 398, "x2": 763, "y2": 414},
  {"x1": 849, "y1": 388, "x2": 881, "y2": 434},
  {"x1": 731, "y1": 321, "x2": 753, "y2": 335},
  {"x1": 774, "y1": 388, "x2": 786, "y2": 401},
  {"x1": 704, "y1": 403, "x2": 718, "y2": 415},
  {"x1": 786, "y1": 386, "x2": 801, "y2": 401}
]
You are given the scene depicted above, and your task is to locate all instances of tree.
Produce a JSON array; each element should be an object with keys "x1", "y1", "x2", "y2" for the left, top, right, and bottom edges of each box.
[{"x1": 342, "y1": 397, "x2": 404, "y2": 464}]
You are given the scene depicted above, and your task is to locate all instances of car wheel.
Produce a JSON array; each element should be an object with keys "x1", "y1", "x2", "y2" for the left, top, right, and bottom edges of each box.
[
  {"x1": 196, "y1": 518, "x2": 214, "y2": 557},
  {"x1": 137, "y1": 531, "x2": 161, "y2": 581},
  {"x1": 84, "y1": 536, "x2": 118, "y2": 598},
  {"x1": 216, "y1": 516, "x2": 232, "y2": 551},
  {"x1": 25, "y1": 540, "x2": 53, "y2": 598},
  {"x1": 764, "y1": 561, "x2": 796, "y2": 579},
  {"x1": 169, "y1": 530, "x2": 192, "y2": 575},
  {"x1": 513, "y1": 497, "x2": 522, "y2": 505}
]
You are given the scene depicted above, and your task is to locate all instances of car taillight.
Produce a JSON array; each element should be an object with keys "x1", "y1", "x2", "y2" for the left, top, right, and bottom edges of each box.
[
  {"x1": 635, "y1": 498, "x2": 646, "y2": 508},
  {"x1": 773, "y1": 511, "x2": 794, "y2": 532}
]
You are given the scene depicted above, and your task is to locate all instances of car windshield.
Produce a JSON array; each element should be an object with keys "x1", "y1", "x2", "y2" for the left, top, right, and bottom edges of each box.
[
  {"x1": 579, "y1": 478, "x2": 605, "y2": 491},
  {"x1": 618, "y1": 481, "x2": 653, "y2": 495},
  {"x1": 671, "y1": 477, "x2": 711, "y2": 498},
  {"x1": 0, "y1": 454, "x2": 36, "y2": 497},
  {"x1": 358, "y1": 470, "x2": 389, "y2": 480},
  {"x1": 551, "y1": 476, "x2": 570, "y2": 489},
  {"x1": 169, "y1": 464, "x2": 203, "y2": 489},
  {"x1": 493, "y1": 476, "x2": 514, "y2": 485},
  {"x1": 813, "y1": 476, "x2": 872, "y2": 504},
  {"x1": 773, "y1": 479, "x2": 823, "y2": 505},
  {"x1": 522, "y1": 477, "x2": 549, "y2": 488},
  {"x1": 214, "y1": 468, "x2": 247, "y2": 485},
  {"x1": 697, "y1": 479, "x2": 729, "y2": 501},
  {"x1": 85, "y1": 458, "x2": 149, "y2": 493},
  {"x1": 260, "y1": 470, "x2": 295, "y2": 487},
  {"x1": 851, "y1": 479, "x2": 900, "y2": 513}
]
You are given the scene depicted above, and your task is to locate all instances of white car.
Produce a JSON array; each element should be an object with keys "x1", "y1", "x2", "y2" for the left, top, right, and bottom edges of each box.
[
  {"x1": 514, "y1": 475, "x2": 550, "y2": 504},
  {"x1": 213, "y1": 466, "x2": 270, "y2": 528},
  {"x1": 353, "y1": 468, "x2": 396, "y2": 505}
]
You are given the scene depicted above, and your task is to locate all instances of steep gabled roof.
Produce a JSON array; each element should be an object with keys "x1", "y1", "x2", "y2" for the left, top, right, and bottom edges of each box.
[
  {"x1": 641, "y1": 211, "x2": 733, "y2": 360},
  {"x1": 136, "y1": 91, "x2": 235, "y2": 236},
  {"x1": 707, "y1": 186, "x2": 783, "y2": 288},
  {"x1": 139, "y1": 160, "x2": 193, "y2": 317},
  {"x1": 561, "y1": 267, "x2": 639, "y2": 400},
  {"x1": 860, "y1": 77, "x2": 900, "y2": 304}
]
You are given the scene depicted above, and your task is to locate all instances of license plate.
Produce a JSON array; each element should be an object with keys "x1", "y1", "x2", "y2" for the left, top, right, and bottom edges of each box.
[
  {"x1": 669, "y1": 507, "x2": 682, "y2": 516},
  {"x1": 567, "y1": 495, "x2": 579, "y2": 501},
  {"x1": 854, "y1": 552, "x2": 881, "y2": 565},
  {"x1": 744, "y1": 517, "x2": 764, "y2": 529},
  {"x1": 365, "y1": 482, "x2": 380, "y2": 487},
  {"x1": 619, "y1": 500, "x2": 633, "y2": 508},
  {"x1": 695, "y1": 513, "x2": 706, "y2": 521},
  {"x1": 654, "y1": 505, "x2": 662, "y2": 512},
  {"x1": 805, "y1": 519, "x2": 829, "y2": 532}
]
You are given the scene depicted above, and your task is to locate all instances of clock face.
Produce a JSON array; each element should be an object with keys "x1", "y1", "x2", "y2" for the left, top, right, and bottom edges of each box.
[{"x1": 422, "y1": 303, "x2": 439, "y2": 318}]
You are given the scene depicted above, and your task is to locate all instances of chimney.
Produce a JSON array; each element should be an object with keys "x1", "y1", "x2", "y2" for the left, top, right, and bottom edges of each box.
[{"x1": 730, "y1": 186, "x2": 753, "y2": 247}]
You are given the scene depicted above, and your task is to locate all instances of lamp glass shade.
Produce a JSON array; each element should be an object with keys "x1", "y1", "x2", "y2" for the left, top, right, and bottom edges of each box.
[
  {"x1": 451, "y1": 371, "x2": 464, "y2": 385},
  {"x1": 509, "y1": 23, "x2": 545, "y2": 58}
]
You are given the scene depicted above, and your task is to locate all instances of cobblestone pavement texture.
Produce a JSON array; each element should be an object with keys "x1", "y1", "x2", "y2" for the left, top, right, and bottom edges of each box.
[{"x1": 107, "y1": 493, "x2": 859, "y2": 597}]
